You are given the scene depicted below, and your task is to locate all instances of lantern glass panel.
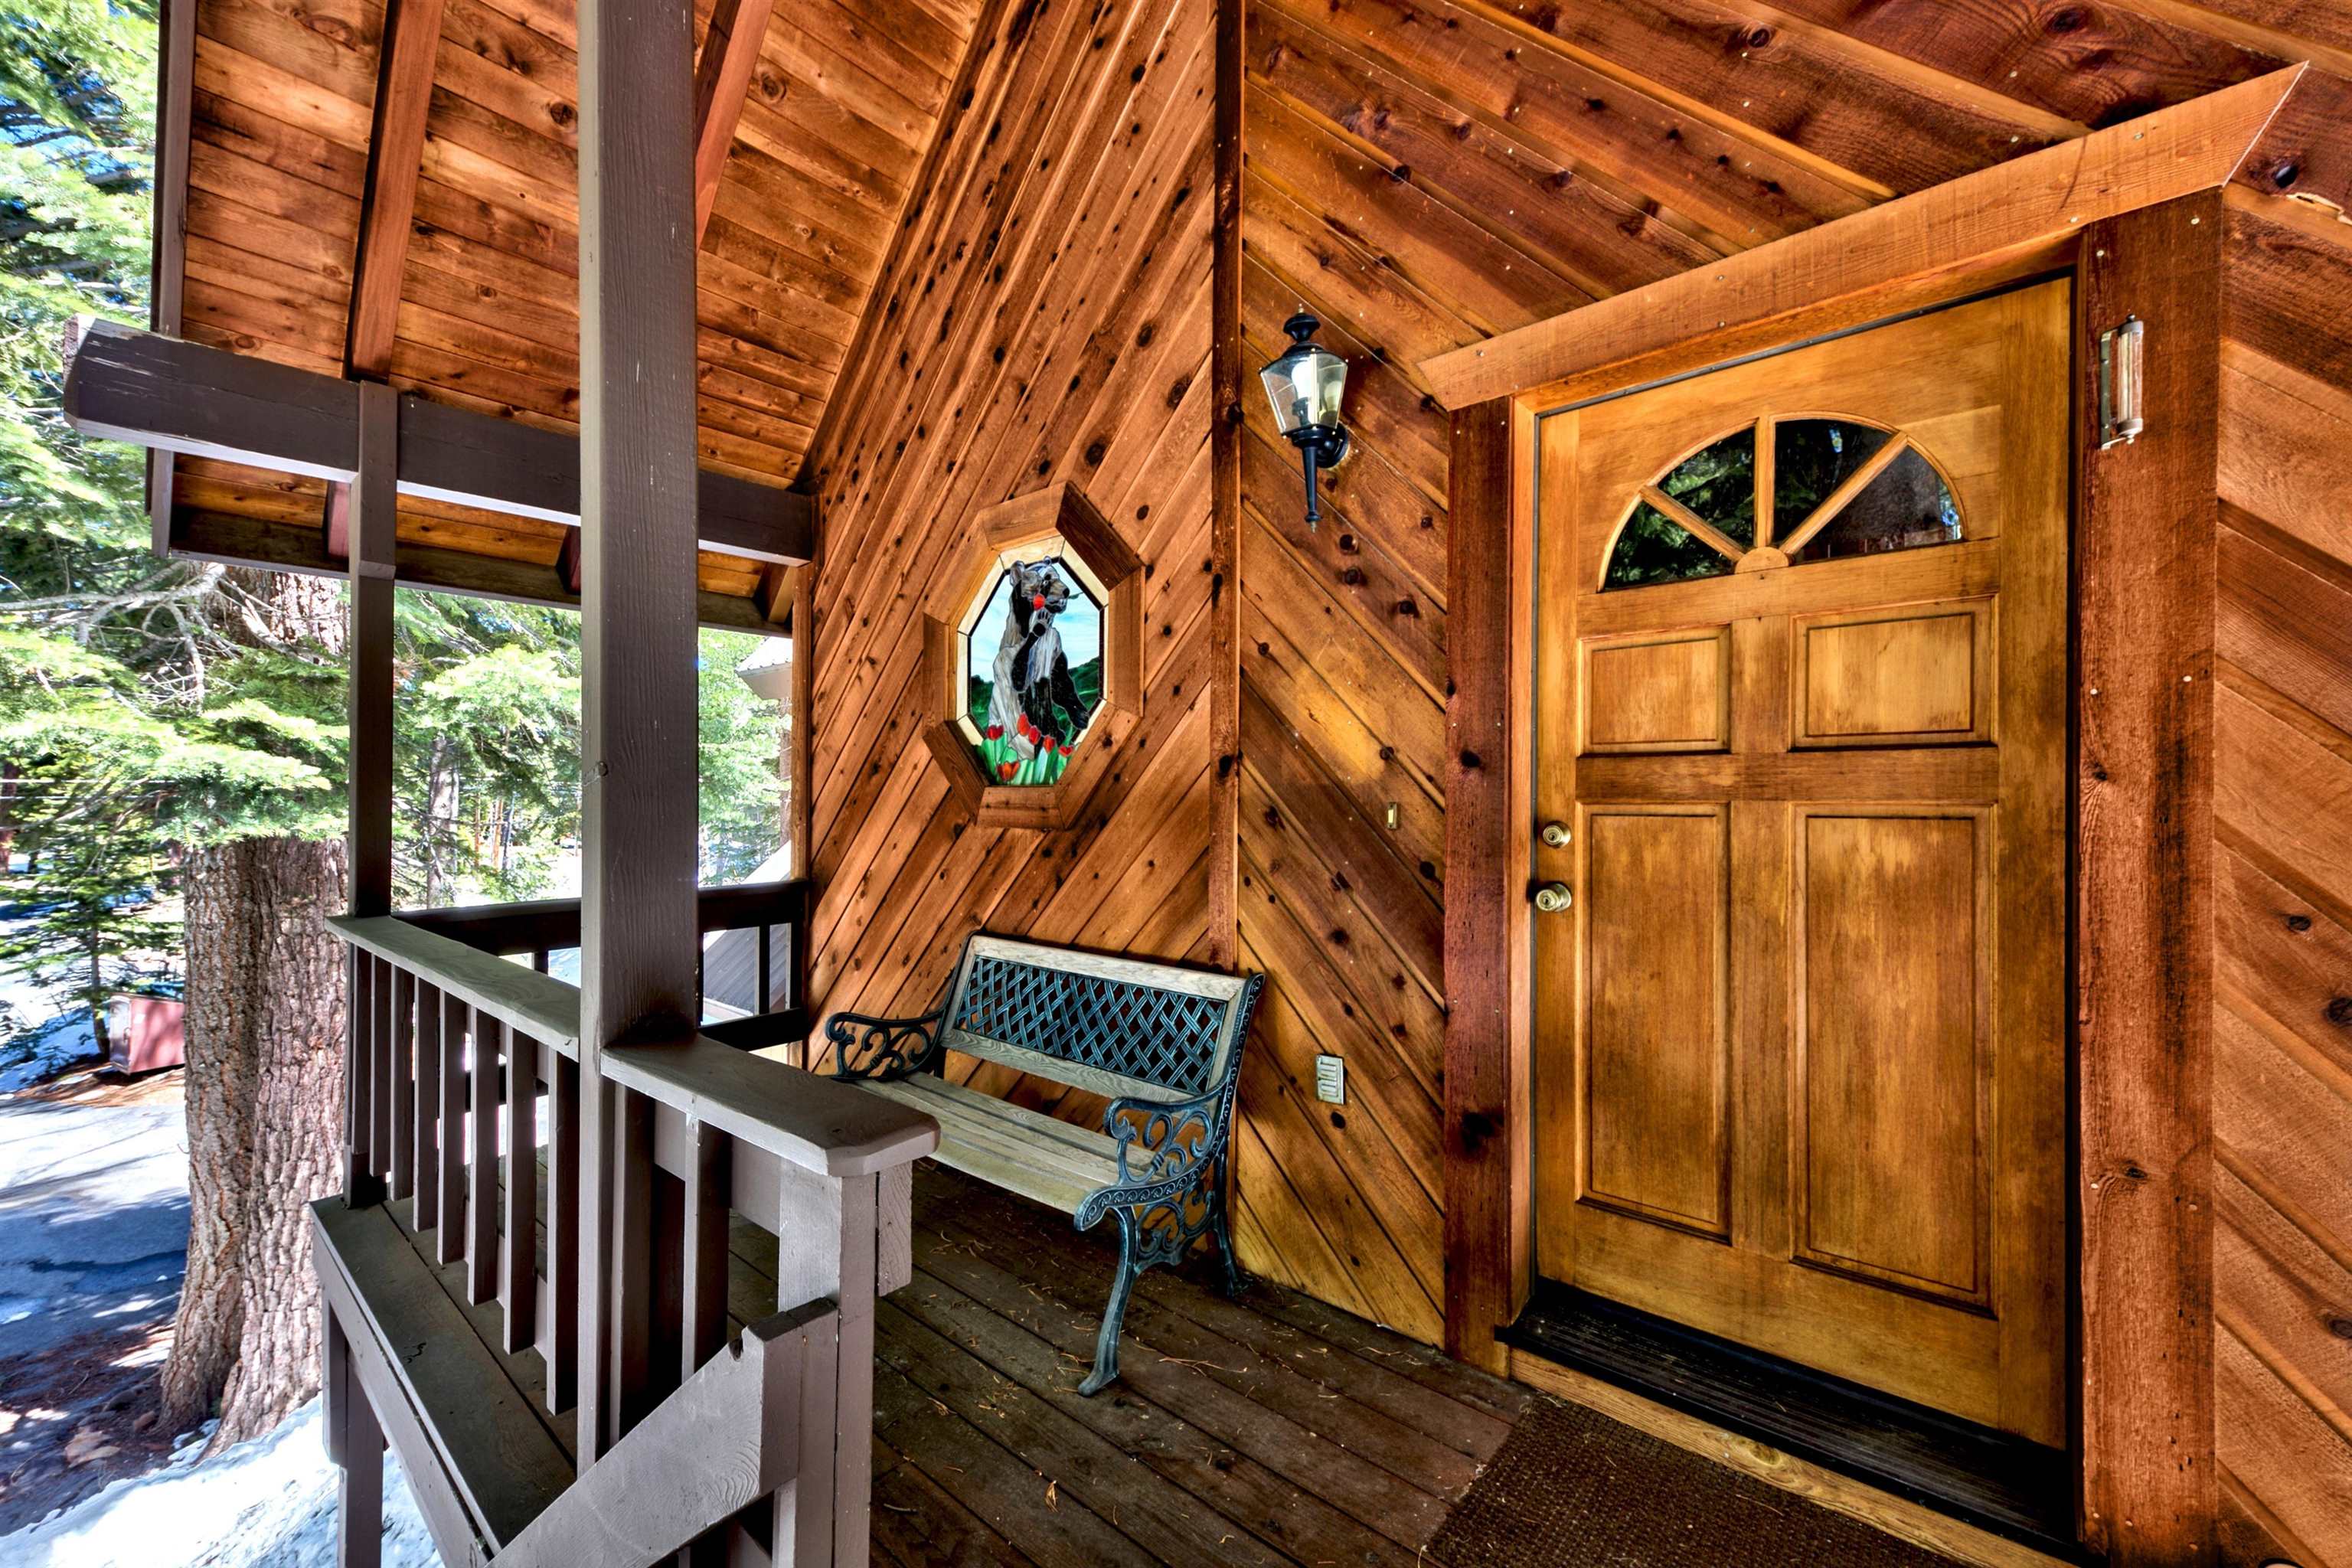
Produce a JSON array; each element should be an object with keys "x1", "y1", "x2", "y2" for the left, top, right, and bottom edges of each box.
[{"x1": 1261, "y1": 344, "x2": 1347, "y2": 436}]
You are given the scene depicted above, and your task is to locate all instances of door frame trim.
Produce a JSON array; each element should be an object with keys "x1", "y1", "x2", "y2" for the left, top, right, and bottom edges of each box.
[{"x1": 1432, "y1": 80, "x2": 2277, "y2": 1560}]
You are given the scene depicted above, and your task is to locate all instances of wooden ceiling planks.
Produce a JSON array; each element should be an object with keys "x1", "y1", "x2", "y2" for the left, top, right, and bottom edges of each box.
[{"x1": 165, "y1": 0, "x2": 982, "y2": 609}]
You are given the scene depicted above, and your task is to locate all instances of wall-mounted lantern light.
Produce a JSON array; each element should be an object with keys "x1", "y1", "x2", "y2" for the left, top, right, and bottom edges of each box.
[{"x1": 1259, "y1": 311, "x2": 1350, "y2": 530}]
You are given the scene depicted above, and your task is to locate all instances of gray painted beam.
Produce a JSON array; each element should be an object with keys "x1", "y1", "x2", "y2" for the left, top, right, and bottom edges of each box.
[{"x1": 61, "y1": 318, "x2": 812, "y2": 565}]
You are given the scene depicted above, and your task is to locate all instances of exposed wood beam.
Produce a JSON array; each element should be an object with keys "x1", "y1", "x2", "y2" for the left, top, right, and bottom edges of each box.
[
  {"x1": 1420, "y1": 66, "x2": 2306, "y2": 410},
  {"x1": 325, "y1": 0, "x2": 446, "y2": 558},
  {"x1": 346, "y1": 0, "x2": 446, "y2": 380},
  {"x1": 145, "y1": 0, "x2": 195, "y2": 557},
  {"x1": 170, "y1": 508, "x2": 786, "y2": 635},
  {"x1": 689, "y1": 0, "x2": 776, "y2": 242},
  {"x1": 63, "y1": 319, "x2": 812, "y2": 565}
]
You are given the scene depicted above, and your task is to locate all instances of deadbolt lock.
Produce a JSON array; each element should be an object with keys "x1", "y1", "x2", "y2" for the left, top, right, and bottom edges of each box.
[
  {"x1": 1533, "y1": 882, "x2": 1573, "y2": 913},
  {"x1": 1540, "y1": 821, "x2": 1572, "y2": 848}
]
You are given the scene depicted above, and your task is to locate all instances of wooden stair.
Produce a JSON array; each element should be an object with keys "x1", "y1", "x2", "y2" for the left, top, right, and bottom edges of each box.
[
  {"x1": 315, "y1": 1200, "x2": 570, "y2": 1563},
  {"x1": 319, "y1": 916, "x2": 937, "y2": 1568},
  {"x1": 319, "y1": 1196, "x2": 841, "y2": 1568}
]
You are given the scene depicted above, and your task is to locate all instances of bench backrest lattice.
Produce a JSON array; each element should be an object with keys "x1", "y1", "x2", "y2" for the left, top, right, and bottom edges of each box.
[{"x1": 942, "y1": 939, "x2": 1246, "y2": 1103}]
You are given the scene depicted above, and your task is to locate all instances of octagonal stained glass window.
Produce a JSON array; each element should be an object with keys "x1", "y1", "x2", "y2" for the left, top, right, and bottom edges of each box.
[{"x1": 956, "y1": 549, "x2": 1106, "y2": 786}]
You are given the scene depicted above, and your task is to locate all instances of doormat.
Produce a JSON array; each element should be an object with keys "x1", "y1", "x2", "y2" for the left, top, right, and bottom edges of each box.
[{"x1": 1427, "y1": 1396, "x2": 1958, "y2": 1568}]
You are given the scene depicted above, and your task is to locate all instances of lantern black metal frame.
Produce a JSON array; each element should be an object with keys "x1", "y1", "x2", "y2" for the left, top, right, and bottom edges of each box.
[{"x1": 1263, "y1": 312, "x2": 1351, "y2": 530}]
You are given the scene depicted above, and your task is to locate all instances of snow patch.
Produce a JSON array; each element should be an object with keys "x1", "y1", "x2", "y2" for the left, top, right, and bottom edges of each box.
[{"x1": 5, "y1": 1400, "x2": 436, "y2": 1568}]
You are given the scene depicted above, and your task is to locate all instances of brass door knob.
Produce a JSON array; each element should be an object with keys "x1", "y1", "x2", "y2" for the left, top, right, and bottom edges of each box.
[
  {"x1": 1540, "y1": 821, "x2": 1572, "y2": 848},
  {"x1": 1533, "y1": 882, "x2": 1573, "y2": 913}
]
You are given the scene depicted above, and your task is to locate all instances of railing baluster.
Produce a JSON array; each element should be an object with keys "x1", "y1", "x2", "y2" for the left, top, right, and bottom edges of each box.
[
  {"x1": 370, "y1": 953, "x2": 394, "y2": 1178},
  {"x1": 754, "y1": 924, "x2": 772, "y2": 1016},
  {"x1": 345, "y1": 946, "x2": 374, "y2": 1200},
  {"x1": 545, "y1": 1044, "x2": 579, "y2": 1414},
  {"x1": 388, "y1": 966, "x2": 415, "y2": 1202},
  {"x1": 681, "y1": 1122, "x2": 729, "y2": 1382},
  {"x1": 467, "y1": 1008, "x2": 500, "y2": 1303},
  {"x1": 611, "y1": 1084, "x2": 657, "y2": 1442},
  {"x1": 503, "y1": 1029, "x2": 538, "y2": 1354},
  {"x1": 412, "y1": 979, "x2": 440, "y2": 1231},
  {"x1": 435, "y1": 987, "x2": 466, "y2": 1263}
]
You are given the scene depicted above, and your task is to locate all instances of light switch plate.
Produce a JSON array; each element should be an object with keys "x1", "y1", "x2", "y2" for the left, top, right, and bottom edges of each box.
[{"x1": 1314, "y1": 1054, "x2": 1345, "y2": 1105}]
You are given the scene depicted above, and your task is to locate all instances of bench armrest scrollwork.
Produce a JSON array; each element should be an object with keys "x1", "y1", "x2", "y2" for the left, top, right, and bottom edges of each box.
[
  {"x1": 1075, "y1": 1081, "x2": 1236, "y2": 1231},
  {"x1": 822, "y1": 1007, "x2": 946, "y2": 1082}
]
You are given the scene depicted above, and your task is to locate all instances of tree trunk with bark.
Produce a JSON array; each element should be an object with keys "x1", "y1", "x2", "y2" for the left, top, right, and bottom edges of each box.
[
  {"x1": 158, "y1": 837, "x2": 348, "y2": 1446},
  {"x1": 158, "y1": 568, "x2": 352, "y2": 1449}
]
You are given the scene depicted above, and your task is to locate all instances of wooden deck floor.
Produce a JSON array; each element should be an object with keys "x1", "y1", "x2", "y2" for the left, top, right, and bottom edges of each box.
[{"x1": 377, "y1": 1159, "x2": 1534, "y2": 1566}]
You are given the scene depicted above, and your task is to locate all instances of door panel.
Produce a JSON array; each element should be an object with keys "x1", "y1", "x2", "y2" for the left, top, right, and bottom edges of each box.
[
  {"x1": 1579, "y1": 805, "x2": 1729, "y2": 1236},
  {"x1": 1793, "y1": 605, "x2": 1990, "y2": 745},
  {"x1": 1531, "y1": 282, "x2": 2069, "y2": 1445},
  {"x1": 1794, "y1": 809, "x2": 1988, "y2": 1304},
  {"x1": 1583, "y1": 631, "x2": 1730, "y2": 752}
]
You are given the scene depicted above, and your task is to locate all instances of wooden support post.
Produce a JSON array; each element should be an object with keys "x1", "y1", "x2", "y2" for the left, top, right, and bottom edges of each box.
[
  {"x1": 575, "y1": 0, "x2": 704, "y2": 1466},
  {"x1": 342, "y1": 379, "x2": 397, "y2": 1210},
  {"x1": 2074, "y1": 191, "x2": 2222, "y2": 1566},
  {"x1": 1440, "y1": 397, "x2": 1534, "y2": 1375},
  {"x1": 145, "y1": 0, "x2": 194, "y2": 557},
  {"x1": 329, "y1": 1312, "x2": 384, "y2": 1568},
  {"x1": 769, "y1": 1162, "x2": 880, "y2": 1566},
  {"x1": 348, "y1": 380, "x2": 397, "y2": 916}
]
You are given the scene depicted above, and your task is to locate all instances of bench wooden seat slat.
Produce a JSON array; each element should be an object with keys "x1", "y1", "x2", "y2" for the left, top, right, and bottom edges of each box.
[
  {"x1": 861, "y1": 1077, "x2": 1119, "y2": 1213},
  {"x1": 825, "y1": 935, "x2": 1265, "y2": 1396}
]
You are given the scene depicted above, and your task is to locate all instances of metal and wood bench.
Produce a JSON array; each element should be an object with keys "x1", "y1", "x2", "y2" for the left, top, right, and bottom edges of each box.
[{"x1": 822, "y1": 935, "x2": 1264, "y2": 1394}]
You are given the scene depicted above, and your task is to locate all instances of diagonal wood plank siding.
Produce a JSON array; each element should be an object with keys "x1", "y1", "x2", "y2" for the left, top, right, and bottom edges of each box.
[
  {"x1": 799, "y1": 0, "x2": 1221, "y2": 1128},
  {"x1": 2213, "y1": 195, "x2": 2352, "y2": 1568},
  {"x1": 1230, "y1": 2, "x2": 2352, "y2": 1552}
]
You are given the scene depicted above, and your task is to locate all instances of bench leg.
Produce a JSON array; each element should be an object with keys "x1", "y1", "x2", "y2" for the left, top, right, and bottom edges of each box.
[
  {"x1": 1210, "y1": 1186, "x2": 1245, "y2": 1299},
  {"x1": 1080, "y1": 1210, "x2": 1139, "y2": 1397}
]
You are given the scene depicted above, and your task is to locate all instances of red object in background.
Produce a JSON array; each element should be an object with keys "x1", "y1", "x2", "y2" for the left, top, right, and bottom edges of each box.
[{"x1": 106, "y1": 995, "x2": 185, "y2": 1075}]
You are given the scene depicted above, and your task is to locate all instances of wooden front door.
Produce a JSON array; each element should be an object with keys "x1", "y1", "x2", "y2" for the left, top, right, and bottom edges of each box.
[{"x1": 1530, "y1": 283, "x2": 2070, "y2": 1446}]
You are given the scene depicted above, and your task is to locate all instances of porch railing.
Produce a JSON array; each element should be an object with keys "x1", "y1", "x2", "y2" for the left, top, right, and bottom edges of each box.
[
  {"x1": 324, "y1": 901, "x2": 936, "y2": 1566},
  {"x1": 396, "y1": 879, "x2": 812, "y2": 1053}
]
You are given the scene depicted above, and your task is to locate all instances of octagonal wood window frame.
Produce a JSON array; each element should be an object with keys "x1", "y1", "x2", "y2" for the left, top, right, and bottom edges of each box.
[{"x1": 919, "y1": 482, "x2": 1145, "y2": 831}]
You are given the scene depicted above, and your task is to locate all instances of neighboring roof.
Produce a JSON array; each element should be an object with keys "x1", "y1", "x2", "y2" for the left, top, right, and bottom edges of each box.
[{"x1": 157, "y1": 0, "x2": 982, "y2": 612}]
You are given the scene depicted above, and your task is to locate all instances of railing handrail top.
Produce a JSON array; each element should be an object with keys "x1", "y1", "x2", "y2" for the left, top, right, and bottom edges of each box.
[
  {"x1": 391, "y1": 879, "x2": 811, "y2": 957},
  {"x1": 328, "y1": 913, "x2": 938, "y2": 1179},
  {"x1": 332, "y1": 913, "x2": 583, "y2": 1055},
  {"x1": 602, "y1": 1035, "x2": 940, "y2": 1178}
]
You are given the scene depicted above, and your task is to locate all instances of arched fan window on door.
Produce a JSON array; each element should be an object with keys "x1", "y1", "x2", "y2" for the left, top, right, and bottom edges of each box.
[{"x1": 1602, "y1": 416, "x2": 1962, "y2": 590}]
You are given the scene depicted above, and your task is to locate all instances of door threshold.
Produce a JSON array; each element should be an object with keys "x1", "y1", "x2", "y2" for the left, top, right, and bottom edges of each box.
[{"x1": 1501, "y1": 1282, "x2": 2084, "y2": 1563}]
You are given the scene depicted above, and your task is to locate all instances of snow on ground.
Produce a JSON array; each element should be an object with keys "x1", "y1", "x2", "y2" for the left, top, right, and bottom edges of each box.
[
  {"x1": 5, "y1": 1400, "x2": 436, "y2": 1568},
  {"x1": 0, "y1": 1077, "x2": 187, "y2": 1361}
]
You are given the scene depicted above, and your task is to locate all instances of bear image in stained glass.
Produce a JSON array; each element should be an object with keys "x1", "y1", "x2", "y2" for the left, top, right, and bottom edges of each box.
[{"x1": 961, "y1": 558, "x2": 1103, "y2": 786}]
